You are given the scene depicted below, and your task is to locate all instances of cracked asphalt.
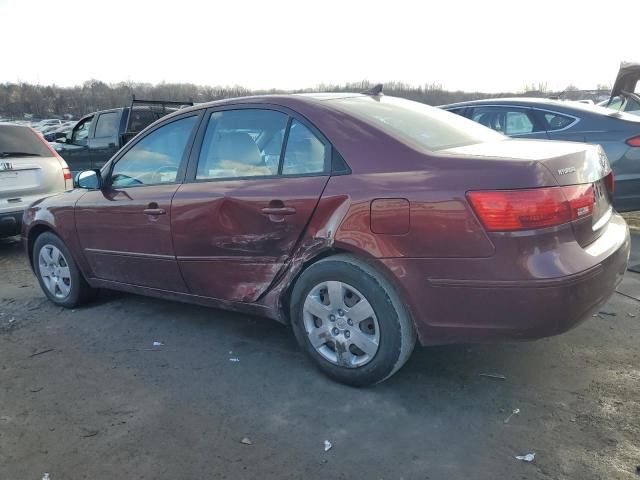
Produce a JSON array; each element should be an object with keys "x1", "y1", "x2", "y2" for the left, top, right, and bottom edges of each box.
[{"x1": 1, "y1": 234, "x2": 639, "y2": 479}]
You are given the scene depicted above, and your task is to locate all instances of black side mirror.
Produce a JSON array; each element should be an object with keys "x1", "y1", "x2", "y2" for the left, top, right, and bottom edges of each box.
[{"x1": 74, "y1": 169, "x2": 102, "y2": 189}]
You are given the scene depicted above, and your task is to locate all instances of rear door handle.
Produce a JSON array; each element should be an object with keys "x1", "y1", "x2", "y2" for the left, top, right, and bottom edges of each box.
[
  {"x1": 261, "y1": 207, "x2": 297, "y2": 215},
  {"x1": 143, "y1": 208, "x2": 166, "y2": 215}
]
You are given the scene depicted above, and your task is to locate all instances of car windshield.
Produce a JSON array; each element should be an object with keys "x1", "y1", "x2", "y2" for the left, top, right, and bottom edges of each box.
[
  {"x1": 0, "y1": 124, "x2": 50, "y2": 156},
  {"x1": 329, "y1": 95, "x2": 504, "y2": 151}
]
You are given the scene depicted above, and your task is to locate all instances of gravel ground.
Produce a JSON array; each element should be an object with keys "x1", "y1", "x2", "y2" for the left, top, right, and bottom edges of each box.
[{"x1": 1, "y1": 235, "x2": 639, "y2": 480}]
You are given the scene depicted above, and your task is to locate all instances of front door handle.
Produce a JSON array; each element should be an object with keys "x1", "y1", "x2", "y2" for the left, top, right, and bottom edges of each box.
[
  {"x1": 261, "y1": 207, "x2": 296, "y2": 216},
  {"x1": 144, "y1": 208, "x2": 166, "y2": 215}
]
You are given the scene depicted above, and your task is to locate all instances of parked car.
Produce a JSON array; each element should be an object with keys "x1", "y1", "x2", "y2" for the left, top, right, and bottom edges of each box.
[
  {"x1": 22, "y1": 91, "x2": 629, "y2": 386},
  {"x1": 441, "y1": 98, "x2": 640, "y2": 211},
  {"x1": 54, "y1": 98, "x2": 193, "y2": 174},
  {"x1": 34, "y1": 119, "x2": 64, "y2": 130},
  {"x1": 43, "y1": 122, "x2": 75, "y2": 142},
  {"x1": 1, "y1": 123, "x2": 72, "y2": 237}
]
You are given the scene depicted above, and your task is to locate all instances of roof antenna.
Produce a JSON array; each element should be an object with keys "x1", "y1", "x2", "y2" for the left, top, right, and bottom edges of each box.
[{"x1": 362, "y1": 83, "x2": 384, "y2": 96}]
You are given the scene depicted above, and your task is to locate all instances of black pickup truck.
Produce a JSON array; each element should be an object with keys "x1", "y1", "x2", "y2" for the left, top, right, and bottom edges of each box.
[{"x1": 53, "y1": 97, "x2": 193, "y2": 173}]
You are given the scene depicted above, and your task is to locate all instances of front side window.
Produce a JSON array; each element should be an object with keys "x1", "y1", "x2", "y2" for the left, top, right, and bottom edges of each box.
[
  {"x1": 282, "y1": 120, "x2": 328, "y2": 175},
  {"x1": 196, "y1": 109, "x2": 288, "y2": 180},
  {"x1": 94, "y1": 112, "x2": 119, "y2": 138},
  {"x1": 72, "y1": 116, "x2": 93, "y2": 144},
  {"x1": 111, "y1": 116, "x2": 197, "y2": 187}
]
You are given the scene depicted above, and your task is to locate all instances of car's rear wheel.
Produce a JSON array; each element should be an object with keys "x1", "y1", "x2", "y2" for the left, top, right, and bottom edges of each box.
[
  {"x1": 290, "y1": 254, "x2": 416, "y2": 386},
  {"x1": 33, "y1": 232, "x2": 96, "y2": 308}
]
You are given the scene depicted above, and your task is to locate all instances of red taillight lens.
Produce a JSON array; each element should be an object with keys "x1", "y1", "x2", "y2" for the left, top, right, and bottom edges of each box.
[
  {"x1": 467, "y1": 185, "x2": 594, "y2": 232},
  {"x1": 63, "y1": 167, "x2": 72, "y2": 180},
  {"x1": 604, "y1": 171, "x2": 615, "y2": 194},
  {"x1": 626, "y1": 135, "x2": 640, "y2": 147}
]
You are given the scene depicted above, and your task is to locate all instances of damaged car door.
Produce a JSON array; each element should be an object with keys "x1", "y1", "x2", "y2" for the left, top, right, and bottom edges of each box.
[{"x1": 171, "y1": 107, "x2": 330, "y2": 302}]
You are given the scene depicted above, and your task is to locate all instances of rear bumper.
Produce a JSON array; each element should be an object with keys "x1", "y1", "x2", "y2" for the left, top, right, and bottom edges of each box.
[
  {"x1": 0, "y1": 210, "x2": 23, "y2": 237},
  {"x1": 381, "y1": 213, "x2": 631, "y2": 345}
]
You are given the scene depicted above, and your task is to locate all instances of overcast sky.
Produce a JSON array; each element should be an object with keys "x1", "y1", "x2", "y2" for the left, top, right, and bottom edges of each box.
[{"x1": 2, "y1": 0, "x2": 637, "y2": 92}]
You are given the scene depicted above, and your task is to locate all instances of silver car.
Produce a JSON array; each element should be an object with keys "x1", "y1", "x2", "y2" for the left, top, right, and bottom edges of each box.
[{"x1": 0, "y1": 124, "x2": 72, "y2": 238}]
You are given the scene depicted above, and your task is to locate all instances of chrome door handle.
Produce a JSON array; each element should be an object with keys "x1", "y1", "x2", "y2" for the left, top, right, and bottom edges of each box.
[
  {"x1": 261, "y1": 207, "x2": 296, "y2": 215},
  {"x1": 143, "y1": 208, "x2": 166, "y2": 215}
]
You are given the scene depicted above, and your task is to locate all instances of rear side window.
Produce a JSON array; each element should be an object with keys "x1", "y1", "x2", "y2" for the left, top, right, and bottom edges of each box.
[
  {"x1": 331, "y1": 96, "x2": 503, "y2": 151},
  {"x1": 543, "y1": 112, "x2": 575, "y2": 131},
  {"x1": 94, "y1": 112, "x2": 119, "y2": 138},
  {"x1": 505, "y1": 111, "x2": 535, "y2": 135},
  {"x1": 111, "y1": 116, "x2": 197, "y2": 187},
  {"x1": 0, "y1": 125, "x2": 50, "y2": 156},
  {"x1": 471, "y1": 107, "x2": 541, "y2": 135},
  {"x1": 128, "y1": 109, "x2": 161, "y2": 133},
  {"x1": 196, "y1": 109, "x2": 288, "y2": 179},
  {"x1": 282, "y1": 120, "x2": 328, "y2": 175}
]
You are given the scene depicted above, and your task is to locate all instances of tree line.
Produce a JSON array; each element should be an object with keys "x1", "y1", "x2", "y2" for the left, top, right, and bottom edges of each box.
[{"x1": 0, "y1": 79, "x2": 601, "y2": 121}]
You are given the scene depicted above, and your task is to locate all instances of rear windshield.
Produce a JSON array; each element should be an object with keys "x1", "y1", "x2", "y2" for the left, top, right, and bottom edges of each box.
[
  {"x1": 329, "y1": 96, "x2": 504, "y2": 151},
  {"x1": 0, "y1": 124, "x2": 50, "y2": 156}
]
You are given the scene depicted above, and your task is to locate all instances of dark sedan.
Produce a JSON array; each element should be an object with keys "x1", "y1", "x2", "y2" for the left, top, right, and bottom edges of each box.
[
  {"x1": 442, "y1": 98, "x2": 640, "y2": 211},
  {"x1": 22, "y1": 92, "x2": 630, "y2": 386}
]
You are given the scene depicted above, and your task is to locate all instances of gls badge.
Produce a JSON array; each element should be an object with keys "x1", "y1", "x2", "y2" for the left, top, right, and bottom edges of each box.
[{"x1": 0, "y1": 162, "x2": 14, "y2": 171}]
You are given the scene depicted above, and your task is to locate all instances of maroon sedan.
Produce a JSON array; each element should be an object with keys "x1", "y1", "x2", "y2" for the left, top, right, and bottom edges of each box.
[{"x1": 22, "y1": 92, "x2": 630, "y2": 386}]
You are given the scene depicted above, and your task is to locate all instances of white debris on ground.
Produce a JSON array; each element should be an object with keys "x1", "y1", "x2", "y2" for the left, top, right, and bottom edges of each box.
[
  {"x1": 324, "y1": 440, "x2": 332, "y2": 452},
  {"x1": 229, "y1": 358, "x2": 240, "y2": 362},
  {"x1": 515, "y1": 453, "x2": 535, "y2": 462},
  {"x1": 504, "y1": 408, "x2": 520, "y2": 424},
  {"x1": 152, "y1": 341, "x2": 164, "y2": 346}
]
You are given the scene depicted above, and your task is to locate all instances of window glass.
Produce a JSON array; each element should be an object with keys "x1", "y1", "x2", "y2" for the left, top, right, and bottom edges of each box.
[
  {"x1": 94, "y1": 112, "x2": 119, "y2": 138},
  {"x1": 111, "y1": 116, "x2": 197, "y2": 187},
  {"x1": 471, "y1": 108, "x2": 505, "y2": 133},
  {"x1": 471, "y1": 107, "x2": 541, "y2": 135},
  {"x1": 330, "y1": 96, "x2": 503, "y2": 151},
  {"x1": 282, "y1": 120, "x2": 328, "y2": 175},
  {"x1": 72, "y1": 116, "x2": 93, "y2": 143},
  {"x1": 196, "y1": 109, "x2": 288, "y2": 179},
  {"x1": 128, "y1": 109, "x2": 162, "y2": 133},
  {"x1": 0, "y1": 125, "x2": 50, "y2": 156},
  {"x1": 543, "y1": 112, "x2": 574, "y2": 131},
  {"x1": 505, "y1": 111, "x2": 534, "y2": 135}
]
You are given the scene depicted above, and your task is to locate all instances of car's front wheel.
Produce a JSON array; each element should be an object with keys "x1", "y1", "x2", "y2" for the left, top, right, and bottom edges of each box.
[
  {"x1": 33, "y1": 232, "x2": 96, "y2": 308},
  {"x1": 290, "y1": 254, "x2": 416, "y2": 386}
]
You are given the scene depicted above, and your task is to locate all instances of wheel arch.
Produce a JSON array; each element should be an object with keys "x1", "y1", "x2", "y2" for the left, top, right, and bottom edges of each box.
[
  {"x1": 26, "y1": 222, "x2": 56, "y2": 270},
  {"x1": 278, "y1": 244, "x2": 416, "y2": 333}
]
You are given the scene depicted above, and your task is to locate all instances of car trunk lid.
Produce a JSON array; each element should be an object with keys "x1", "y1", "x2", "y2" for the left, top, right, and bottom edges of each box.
[
  {"x1": 609, "y1": 61, "x2": 640, "y2": 104},
  {"x1": 445, "y1": 139, "x2": 613, "y2": 246}
]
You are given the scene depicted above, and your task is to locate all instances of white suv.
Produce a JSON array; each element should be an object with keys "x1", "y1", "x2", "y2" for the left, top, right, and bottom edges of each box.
[{"x1": 0, "y1": 124, "x2": 72, "y2": 238}]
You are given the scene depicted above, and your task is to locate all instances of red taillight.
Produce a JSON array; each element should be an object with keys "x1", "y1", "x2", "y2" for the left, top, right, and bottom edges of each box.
[
  {"x1": 467, "y1": 185, "x2": 594, "y2": 232},
  {"x1": 626, "y1": 135, "x2": 640, "y2": 147},
  {"x1": 604, "y1": 171, "x2": 615, "y2": 194},
  {"x1": 63, "y1": 167, "x2": 72, "y2": 180}
]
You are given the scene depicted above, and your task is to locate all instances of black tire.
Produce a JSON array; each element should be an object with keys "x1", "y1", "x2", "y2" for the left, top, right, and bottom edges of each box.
[
  {"x1": 290, "y1": 254, "x2": 416, "y2": 387},
  {"x1": 32, "y1": 231, "x2": 96, "y2": 308}
]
